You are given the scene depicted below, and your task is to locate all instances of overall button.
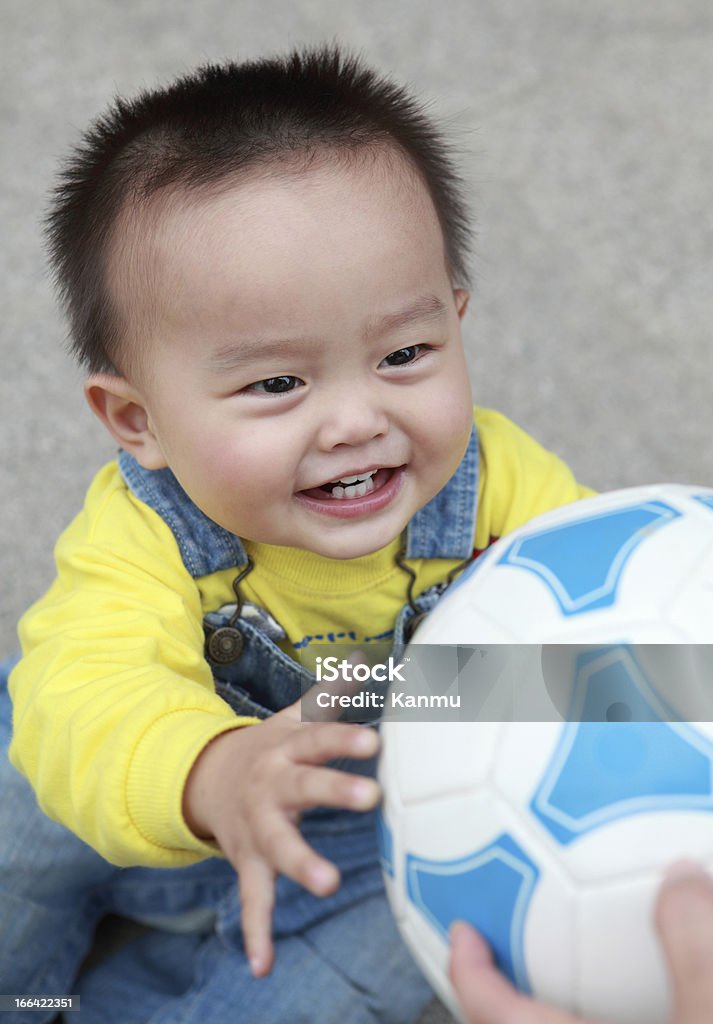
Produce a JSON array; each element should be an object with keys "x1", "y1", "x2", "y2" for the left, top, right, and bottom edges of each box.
[{"x1": 206, "y1": 626, "x2": 244, "y2": 664}]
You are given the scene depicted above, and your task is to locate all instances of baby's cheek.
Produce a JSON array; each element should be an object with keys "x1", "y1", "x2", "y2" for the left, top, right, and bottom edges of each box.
[
  {"x1": 432, "y1": 403, "x2": 474, "y2": 486},
  {"x1": 221, "y1": 451, "x2": 287, "y2": 516},
  {"x1": 433, "y1": 394, "x2": 472, "y2": 449}
]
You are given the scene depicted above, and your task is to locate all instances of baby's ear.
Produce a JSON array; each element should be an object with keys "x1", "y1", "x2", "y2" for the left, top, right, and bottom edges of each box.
[
  {"x1": 84, "y1": 374, "x2": 167, "y2": 470},
  {"x1": 454, "y1": 289, "x2": 470, "y2": 320}
]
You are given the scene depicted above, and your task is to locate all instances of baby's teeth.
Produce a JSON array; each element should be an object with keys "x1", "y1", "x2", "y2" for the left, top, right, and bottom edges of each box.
[
  {"x1": 338, "y1": 471, "x2": 375, "y2": 486},
  {"x1": 330, "y1": 476, "x2": 376, "y2": 500}
]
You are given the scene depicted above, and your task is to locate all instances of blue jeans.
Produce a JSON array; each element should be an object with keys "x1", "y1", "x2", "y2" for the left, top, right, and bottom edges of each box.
[{"x1": 0, "y1": 660, "x2": 431, "y2": 1023}]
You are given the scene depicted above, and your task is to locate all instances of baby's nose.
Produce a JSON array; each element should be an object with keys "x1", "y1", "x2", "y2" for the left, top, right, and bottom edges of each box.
[{"x1": 317, "y1": 391, "x2": 389, "y2": 450}]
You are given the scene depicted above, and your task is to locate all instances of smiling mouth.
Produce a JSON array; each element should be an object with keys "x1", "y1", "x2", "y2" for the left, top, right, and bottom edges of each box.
[{"x1": 299, "y1": 467, "x2": 397, "y2": 501}]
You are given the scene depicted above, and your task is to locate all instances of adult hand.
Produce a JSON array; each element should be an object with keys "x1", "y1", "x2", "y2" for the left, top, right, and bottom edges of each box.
[{"x1": 449, "y1": 861, "x2": 713, "y2": 1024}]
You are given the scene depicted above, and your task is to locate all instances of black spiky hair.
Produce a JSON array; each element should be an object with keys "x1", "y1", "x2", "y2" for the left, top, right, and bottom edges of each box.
[{"x1": 45, "y1": 44, "x2": 474, "y2": 374}]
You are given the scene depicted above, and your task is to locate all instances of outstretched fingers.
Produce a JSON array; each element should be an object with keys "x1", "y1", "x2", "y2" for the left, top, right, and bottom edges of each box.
[
  {"x1": 239, "y1": 856, "x2": 277, "y2": 977},
  {"x1": 289, "y1": 761, "x2": 380, "y2": 814},
  {"x1": 290, "y1": 717, "x2": 380, "y2": 764},
  {"x1": 237, "y1": 822, "x2": 341, "y2": 976}
]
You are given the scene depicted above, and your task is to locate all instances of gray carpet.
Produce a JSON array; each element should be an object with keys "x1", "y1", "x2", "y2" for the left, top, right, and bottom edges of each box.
[{"x1": 2, "y1": 3, "x2": 712, "y2": 1021}]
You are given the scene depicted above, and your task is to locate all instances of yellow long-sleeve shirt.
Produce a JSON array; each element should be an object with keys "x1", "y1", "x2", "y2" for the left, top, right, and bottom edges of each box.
[{"x1": 9, "y1": 408, "x2": 592, "y2": 867}]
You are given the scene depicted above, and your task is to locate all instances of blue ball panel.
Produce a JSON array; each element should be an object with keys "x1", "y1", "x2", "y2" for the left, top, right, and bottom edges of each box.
[
  {"x1": 693, "y1": 493, "x2": 713, "y2": 514},
  {"x1": 406, "y1": 833, "x2": 539, "y2": 991},
  {"x1": 497, "y1": 500, "x2": 681, "y2": 615},
  {"x1": 376, "y1": 808, "x2": 395, "y2": 878},
  {"x1": 532, "y1": 649, "x2": 713, "y2": 844}
]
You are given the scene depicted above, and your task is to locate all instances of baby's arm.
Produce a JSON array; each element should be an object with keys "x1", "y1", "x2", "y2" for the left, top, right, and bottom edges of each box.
[
  {"x1": 183, "y1": 697, "x2": 380, "y2": 976},
  {"x1": 10, "y1": 465, "x2": 381, "y2": 976},
  {"x1": 8, "y1": 466, "x2": 256, "y2": 866}
]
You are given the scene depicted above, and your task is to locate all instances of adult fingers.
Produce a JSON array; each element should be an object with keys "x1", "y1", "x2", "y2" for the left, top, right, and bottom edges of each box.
[
  {"x1": 238, "y1": 856, "x2": 276, "y2": 978},
  {"x1": 655, "y1": 861, "x2": 713, "y2": 1024},
  {"x1": 448, "y1": 921, "x2": 588, "y2": 1024}
]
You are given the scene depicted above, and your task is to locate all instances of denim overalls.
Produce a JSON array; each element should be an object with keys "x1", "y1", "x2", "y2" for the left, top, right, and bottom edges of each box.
[{"x1": 0, "y1": 427, "x2": 478, "y2": 1024}]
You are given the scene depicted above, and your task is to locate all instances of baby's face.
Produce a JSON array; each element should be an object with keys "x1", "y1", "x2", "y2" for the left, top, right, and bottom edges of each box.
[{"x1": 124, "y1": 155, "x2": 473, "y2": 559}]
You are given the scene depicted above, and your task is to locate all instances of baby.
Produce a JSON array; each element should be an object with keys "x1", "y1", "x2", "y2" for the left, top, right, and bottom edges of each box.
[{"x1": 1, "y1": 45, "x2": 590, "y2": 1023}]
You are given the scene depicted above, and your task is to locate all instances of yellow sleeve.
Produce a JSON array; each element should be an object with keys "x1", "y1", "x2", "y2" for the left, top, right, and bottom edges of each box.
[
  {"x1": 474, "y1": 407, "x2": 595, "y2": 550},
  {"x1": 8, "y1": 463, "x2": 257, "y2": 868}
]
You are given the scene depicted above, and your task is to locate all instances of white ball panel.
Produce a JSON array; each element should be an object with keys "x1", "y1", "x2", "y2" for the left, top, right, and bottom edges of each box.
[
  {"x1": 468, "y1": 565, "x2": 565, "y2": 639},
  {"x1": 576, "y1": 874, "x2": 668, "y2": 1024},
  {"x1": 607, "y1": 511, "x2": 710, "y2": 621},
  {"x1": 522, "y1": 854, "x2": 578, "y2": 1006},
  {"x1": 542, "y1": 621, "x2": 689, "y2": 644},
  {"x1": 413, "y1": 601, "x2": 517, "y2": 644},
  {"x1": 493, "y1": 723, "x2": 565, "y2": 814},
  {"x1": 381, "y1": 721, "x2": 502, "y2": 805},
  {"x1": 669, "y1": 538, "x2": 713, "y2": 642},
  {"x1": 400, "y1": 790, "x2": 507, "y2": 862},
  {"x1": 554, "y1": 809, "x2": 713, "y2": 882}
]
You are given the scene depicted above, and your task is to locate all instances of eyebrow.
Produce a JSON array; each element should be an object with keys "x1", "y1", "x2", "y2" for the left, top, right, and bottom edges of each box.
[
  {"x1": 203, "y1": 293, "x2": 448, "y2": 373},
  {"x1": 363, "y1": 293, "x2": 448, "y2": 341}
]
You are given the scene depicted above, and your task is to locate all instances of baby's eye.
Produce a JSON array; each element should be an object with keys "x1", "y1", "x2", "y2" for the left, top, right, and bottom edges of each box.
[
  {"x1": 381, "y1": 345, "x2": 429, "y2": 367},
  {"x1": 245, "y1": 375, "x2": 303, "y2": 395}
]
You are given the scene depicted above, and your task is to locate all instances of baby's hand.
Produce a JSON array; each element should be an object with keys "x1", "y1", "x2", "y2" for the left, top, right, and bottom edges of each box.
[{"x1": 182, "y1": 673, "x2": 380, "y2": 977}]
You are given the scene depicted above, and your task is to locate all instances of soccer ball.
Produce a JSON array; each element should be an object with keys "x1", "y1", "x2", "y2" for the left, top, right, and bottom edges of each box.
[{"x1": 378, "y1": 484, "x2": 713, "y2": 1023}]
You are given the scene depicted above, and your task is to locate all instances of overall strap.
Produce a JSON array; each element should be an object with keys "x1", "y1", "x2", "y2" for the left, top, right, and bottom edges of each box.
[
  {"x1": 118, "y1": 419, "x2": 480, "y2": 577},
  {"x1": 118, "y1": 451, "x2": 248, "y2": 578},
  {"x1": 404, "y1": 422, "x2": 479, "y2": 560}
]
